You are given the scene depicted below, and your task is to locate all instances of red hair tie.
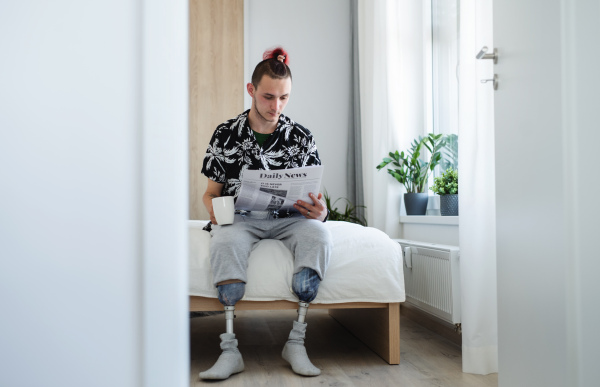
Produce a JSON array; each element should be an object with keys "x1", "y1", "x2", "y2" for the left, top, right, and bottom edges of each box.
[{"x1": 263, "y1": 47, "x2": 290, "y2": 65}]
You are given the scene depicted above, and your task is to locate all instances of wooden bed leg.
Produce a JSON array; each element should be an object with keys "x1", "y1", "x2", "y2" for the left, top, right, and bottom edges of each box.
[{"x1": 328, "y1": 303, "x2": 400, "y2": 365}]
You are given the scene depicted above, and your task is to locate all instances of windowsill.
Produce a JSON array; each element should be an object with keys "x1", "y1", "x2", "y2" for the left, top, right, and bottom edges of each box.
[{"x1": 399, "y1": 215, "x2": 459, "y2": 225}]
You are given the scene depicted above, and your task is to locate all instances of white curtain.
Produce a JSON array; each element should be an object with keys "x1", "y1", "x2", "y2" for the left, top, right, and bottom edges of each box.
[
  {"x1": 458, "y1": 0, "x2": 498, "y2": 375},
  {"x1": 359, "y1": 0, "x2": 498, "y2": 375},
  {"x1": 359, "y1": 0, "x2": 425, "y2": 236}
]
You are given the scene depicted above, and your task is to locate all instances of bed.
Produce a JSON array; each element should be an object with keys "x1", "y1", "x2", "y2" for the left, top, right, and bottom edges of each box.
[{"x1": 189, "y1": 220, "x2": 405, "y2": 364}]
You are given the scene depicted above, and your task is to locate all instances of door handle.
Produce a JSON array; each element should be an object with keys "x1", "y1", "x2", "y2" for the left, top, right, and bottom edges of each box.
[
  {"x1": 481, "y1": 74, "x2": 499, "y2": 90},
  {"x1": 476, "y1": 46, "x2": 498, "y2": 64}
]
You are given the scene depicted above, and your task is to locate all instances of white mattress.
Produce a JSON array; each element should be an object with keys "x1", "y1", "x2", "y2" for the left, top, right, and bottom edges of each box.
[{"x1": 189, "y1": 220, "x2": 405, "y2": 304}]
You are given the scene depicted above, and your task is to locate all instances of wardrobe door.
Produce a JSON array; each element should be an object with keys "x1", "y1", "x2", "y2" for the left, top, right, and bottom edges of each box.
[{"x1": 189, "y1": 0, "x2": 244, "y2": 220}]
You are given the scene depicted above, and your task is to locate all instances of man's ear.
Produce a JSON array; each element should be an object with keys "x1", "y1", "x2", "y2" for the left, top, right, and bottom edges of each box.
[{"x1": 246, "y1": 83, "x2": 255, "y2": 98}]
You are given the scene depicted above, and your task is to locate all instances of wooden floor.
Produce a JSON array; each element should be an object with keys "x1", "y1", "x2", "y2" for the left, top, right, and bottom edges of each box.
[{"x1": 190, "y1": 309, "x2": 498, "y2": 387}]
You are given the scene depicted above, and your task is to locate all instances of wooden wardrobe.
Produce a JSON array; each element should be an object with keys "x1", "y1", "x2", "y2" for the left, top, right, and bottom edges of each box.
[{"x1": 189, "y1": 0, "x2": 244, "y2": 220}]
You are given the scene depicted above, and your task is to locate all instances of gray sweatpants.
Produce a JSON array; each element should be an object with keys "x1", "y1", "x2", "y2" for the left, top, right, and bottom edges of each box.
[{"x1": 209, "y1": 213, "x2": 333, "y2": 286}]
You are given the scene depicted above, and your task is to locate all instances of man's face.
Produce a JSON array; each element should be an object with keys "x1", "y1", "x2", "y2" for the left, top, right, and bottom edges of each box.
[{"x1": 247, "y1": 75, "x2": 292, "y2": 123}]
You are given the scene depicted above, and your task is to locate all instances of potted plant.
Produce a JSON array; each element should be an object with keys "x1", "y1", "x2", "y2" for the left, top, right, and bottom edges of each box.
[
  {"x1": 439, "y1": 133, "x2": 458, "y2": 171},
  {"x1": 376, "y1": 133, "x2": 445, "y2": 215},
  {"x1": 323, "y1": 190, "x2": 367, "y2": 226},
  {"x1": 430, "y1": 167, "x2": 459, "y2": 216}
]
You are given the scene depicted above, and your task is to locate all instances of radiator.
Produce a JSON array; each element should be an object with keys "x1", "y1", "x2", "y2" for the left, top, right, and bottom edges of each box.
[{"x1": 394, "y1": 239, "x2": 461, "y2": 324}]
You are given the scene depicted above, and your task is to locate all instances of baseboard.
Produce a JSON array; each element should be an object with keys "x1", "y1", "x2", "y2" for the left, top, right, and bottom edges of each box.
[{"x1": 400, "y1": 303, "x2": 461, "y2": 347}]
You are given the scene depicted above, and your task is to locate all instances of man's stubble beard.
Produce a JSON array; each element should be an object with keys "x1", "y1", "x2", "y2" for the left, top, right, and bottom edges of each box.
[{"x1": 252, "y1": 100, "x2": 278, "y2": 124}]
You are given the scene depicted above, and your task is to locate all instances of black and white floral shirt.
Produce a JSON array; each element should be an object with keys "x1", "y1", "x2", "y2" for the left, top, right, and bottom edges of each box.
[{"x1": 201, "y1": 110, "x2": 322, "y2": 199}]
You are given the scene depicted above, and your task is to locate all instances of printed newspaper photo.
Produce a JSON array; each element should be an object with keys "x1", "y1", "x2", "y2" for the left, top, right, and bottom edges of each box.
[{"x1": 235, "y1": 165, "x2": 324, "y2": 212}]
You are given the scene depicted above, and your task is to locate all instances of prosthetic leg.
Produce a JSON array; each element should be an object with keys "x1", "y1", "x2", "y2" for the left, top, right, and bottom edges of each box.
[
  {"x1": 199, "y1": 284, "x2": 245, "y2": 380},
  {"x1": 282, "y1": 268, "x2": 322, "y2": 376}
]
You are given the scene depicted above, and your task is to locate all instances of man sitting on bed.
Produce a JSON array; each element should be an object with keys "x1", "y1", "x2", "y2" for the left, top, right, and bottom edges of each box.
[{"x1": 198, "y1": 47, "x2": 333, "y2": 380}]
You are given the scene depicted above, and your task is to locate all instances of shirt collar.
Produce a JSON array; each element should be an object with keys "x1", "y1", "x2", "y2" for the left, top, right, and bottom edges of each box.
[{"x1": 242, "y1": 109, "x2": 289, "y2": 135}]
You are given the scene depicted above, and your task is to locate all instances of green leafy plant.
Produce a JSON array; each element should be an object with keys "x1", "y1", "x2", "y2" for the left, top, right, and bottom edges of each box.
[
  {"x1": 376, "y1": 133, "x2": 445, "y2": 193},
  {"x1": 439, "y1": 134, "x2": 458, "y2": 172},
  {"x1": 430, "y1": 167, "x2": 458, "y2": 195},
  {"x1": 322, "y1": 190, "x2": 367, "y2": 226}
]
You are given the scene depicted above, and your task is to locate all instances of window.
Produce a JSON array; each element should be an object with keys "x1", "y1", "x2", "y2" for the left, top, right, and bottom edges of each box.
[{"x1": 427, "y1": 0, "x2": 459, "y2": 190}]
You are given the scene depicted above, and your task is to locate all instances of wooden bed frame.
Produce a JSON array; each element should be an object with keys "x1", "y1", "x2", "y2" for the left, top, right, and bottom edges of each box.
[{"x1": 190, "y1": 296, "x2": 400, "y2": 364}]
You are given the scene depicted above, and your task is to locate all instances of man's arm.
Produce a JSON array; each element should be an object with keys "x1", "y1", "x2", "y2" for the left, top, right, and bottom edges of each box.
[{"x1": 203, "y1": 179, "x2": 225, "y2": 224}]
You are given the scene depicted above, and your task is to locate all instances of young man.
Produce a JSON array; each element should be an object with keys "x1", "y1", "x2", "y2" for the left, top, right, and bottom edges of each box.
[{"x1": 198, "y1": 47, "x2": 332, "y2": 380}]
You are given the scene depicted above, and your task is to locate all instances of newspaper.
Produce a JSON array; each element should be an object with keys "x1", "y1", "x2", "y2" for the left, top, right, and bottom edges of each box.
[{"x1": 235, "y1": 165, "x2": 324, "y2": 212}]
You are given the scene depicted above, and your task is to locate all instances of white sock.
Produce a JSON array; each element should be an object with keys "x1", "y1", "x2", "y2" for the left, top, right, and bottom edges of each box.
[
  {"x1": 282, "y1": 321, "x2": 321, "y2": 376},
  {"x1": 199, "y1": 333, "x2": 244, "y2": 380}
]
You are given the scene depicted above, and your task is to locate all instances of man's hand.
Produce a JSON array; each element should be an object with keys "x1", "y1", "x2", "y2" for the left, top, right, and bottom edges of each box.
[
  {"x1": 207, "y1": 200, "x2": 218, "y2": 224},
  {"x1": 203, "y1": 179, "x2": 225, "y2": 224},
  {"x1": 294, "y1": 192, "x2": 327, "y2": 221}
]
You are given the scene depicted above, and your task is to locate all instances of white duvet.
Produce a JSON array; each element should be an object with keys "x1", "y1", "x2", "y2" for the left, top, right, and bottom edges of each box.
[{"x1": 189, "y1": 220, "x2": 405, "y2": 304}]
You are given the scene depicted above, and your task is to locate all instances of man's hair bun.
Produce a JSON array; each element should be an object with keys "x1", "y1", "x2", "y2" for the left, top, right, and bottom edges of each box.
[
  {"x1": 251, "y1": 46, "x2": 292, "y2": 86},
  {"x1": 263, "y1": 47, "x2": 290, "y2": 65}
]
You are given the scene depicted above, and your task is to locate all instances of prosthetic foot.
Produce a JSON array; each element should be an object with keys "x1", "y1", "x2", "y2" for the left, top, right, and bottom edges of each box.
[
  {"x1": 282, "y1": 301, "x2": 321, "y2": 376},
  {"x1": 199, "y1": 306, "x2": 245, "y2": 380}
]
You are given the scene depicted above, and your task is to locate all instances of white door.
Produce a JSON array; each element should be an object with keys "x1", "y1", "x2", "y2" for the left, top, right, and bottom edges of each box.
[{"x1": 494, "y1": 1, "x2": 600, "y2": 386}]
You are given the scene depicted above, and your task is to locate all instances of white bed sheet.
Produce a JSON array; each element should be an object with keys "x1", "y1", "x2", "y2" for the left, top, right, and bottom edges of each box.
[{"x1": 189, "y1": 220, "x2": 405, "y2": 304}]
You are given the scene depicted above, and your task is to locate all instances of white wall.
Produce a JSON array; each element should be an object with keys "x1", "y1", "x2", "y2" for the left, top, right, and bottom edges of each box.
[
  {"x1": 0, "y1": 1, "x2": 188, "y2": 387},
  {"x1": 245, "y1": 0, "x2": 352, "y2": 203},
  {"x1": 400, "y1": 222, "x2": 459, "y2": 246}
]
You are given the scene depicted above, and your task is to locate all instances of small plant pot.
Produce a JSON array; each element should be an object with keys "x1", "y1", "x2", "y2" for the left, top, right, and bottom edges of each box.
[
  {"x1": 440, "y1": 194, "x2": 459, "y2": 216},
  {"x1": 404, "y1": 193, "x2": 429, "y2": 215}
]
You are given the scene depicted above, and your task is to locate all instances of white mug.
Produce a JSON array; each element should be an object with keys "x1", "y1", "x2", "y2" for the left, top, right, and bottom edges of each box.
[{"x1": 212, "y1": 196, "x2": 235, "y2": 225}]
